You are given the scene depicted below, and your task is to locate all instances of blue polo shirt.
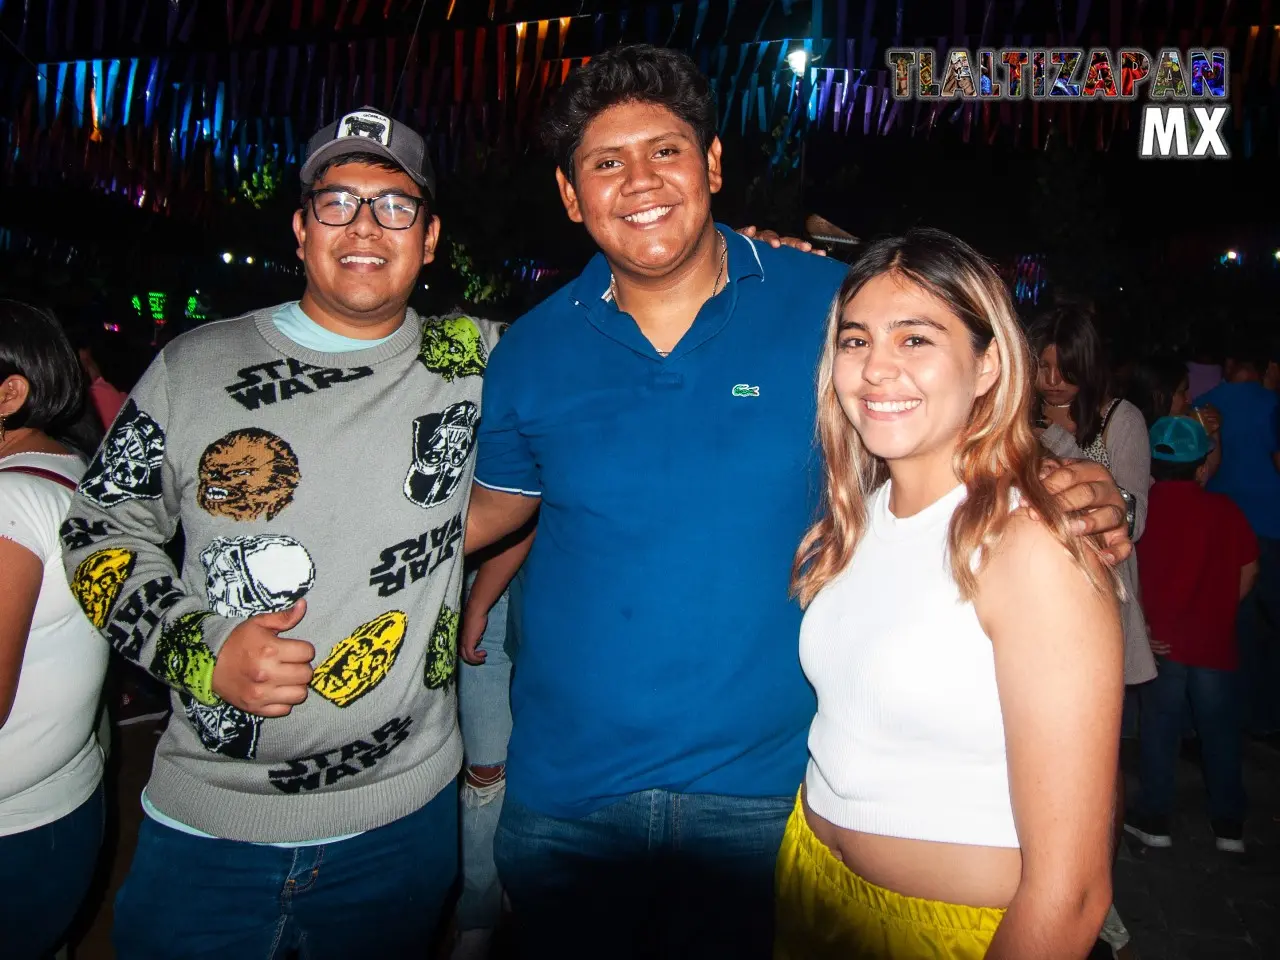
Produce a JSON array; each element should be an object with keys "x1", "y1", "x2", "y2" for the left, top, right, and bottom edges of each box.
[
  {"x1": 476, "y1": 227, "x2": 849, "y2": 818},
  {"x1": 1197, "y1": 381, "x2": 1280, "y2": 539}
]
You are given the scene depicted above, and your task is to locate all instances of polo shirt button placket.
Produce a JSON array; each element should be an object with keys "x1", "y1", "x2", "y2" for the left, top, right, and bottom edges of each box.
[{"x1": 651, "y1": 369, "x2": 684, "y2": 391}]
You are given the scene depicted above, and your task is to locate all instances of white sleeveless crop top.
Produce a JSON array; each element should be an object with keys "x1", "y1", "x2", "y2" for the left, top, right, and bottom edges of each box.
[{"x1": 800, "y1": 481, "x2": 1020, "y2": 849}]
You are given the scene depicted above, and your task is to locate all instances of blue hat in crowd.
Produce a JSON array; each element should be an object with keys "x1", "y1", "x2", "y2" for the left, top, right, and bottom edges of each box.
[{"x1": 1150, "y1": 415, "x2": 1213, "y2": 463}]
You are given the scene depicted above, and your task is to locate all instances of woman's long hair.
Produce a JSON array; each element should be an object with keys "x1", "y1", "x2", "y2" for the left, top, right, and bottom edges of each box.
[
  {"x1": 791, "y1": 229, "x2": 1112, "y2": 607},
  {"x1": 1026, "y1": 305, "x2": 1109, "y2": 447}
]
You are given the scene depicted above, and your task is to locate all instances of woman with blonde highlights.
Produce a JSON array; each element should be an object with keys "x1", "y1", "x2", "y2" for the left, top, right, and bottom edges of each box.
[{"x1": 774, "y1": 229, "x2": 1123, "y2": 960}]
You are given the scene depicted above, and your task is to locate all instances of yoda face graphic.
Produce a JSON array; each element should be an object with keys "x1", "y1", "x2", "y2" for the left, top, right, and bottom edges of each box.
[
  {"x1": 419, "y1": 316, "x2": 488, "y2": 382},
  {"x1": 424, "y1": 605, "x2": 459, "y2": 690}
]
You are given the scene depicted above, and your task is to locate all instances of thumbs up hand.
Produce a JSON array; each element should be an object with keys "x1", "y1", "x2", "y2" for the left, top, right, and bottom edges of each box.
[{"x1": 211, "y1": 600, "x2": 316, "y2": 717}]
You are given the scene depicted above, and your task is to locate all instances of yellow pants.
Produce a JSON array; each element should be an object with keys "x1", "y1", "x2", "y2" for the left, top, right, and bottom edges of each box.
[{"x1": 774, "y1": 794, "x2": 1006, "y2": 959}]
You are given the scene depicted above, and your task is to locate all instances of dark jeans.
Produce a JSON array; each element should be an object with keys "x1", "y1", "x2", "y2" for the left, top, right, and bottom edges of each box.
[
  {"x1": 1239, "y1": 536, "x2": 1280, "y2": 734},
  {"x1": 1136, "y1": 658, "x2": 1246, "y2": 822},
  {"x1": 112, "y1": 782, "x2": 458, "y2": 960},
  {"x1": 494, "y1": 788, "x2": 793, "y2": 960},
  {"x1": 0, "y1": 783, "x2": 106, "y2": 960}
]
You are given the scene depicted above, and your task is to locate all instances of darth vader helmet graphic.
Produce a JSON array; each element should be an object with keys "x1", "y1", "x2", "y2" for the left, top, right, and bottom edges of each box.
[
  {"x1": 403, "y1": 400, "x2": 479, "y2": 509},
  {"x1": 79, "y1": 399, "x2": 166, "y2": 507},
  {"x1": 183, "y1": 695, "x2": 263, "y2": 760}
]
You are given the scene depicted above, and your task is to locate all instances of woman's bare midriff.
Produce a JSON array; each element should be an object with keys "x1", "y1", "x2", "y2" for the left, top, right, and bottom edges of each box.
[{"x1": 802, "y1": 792, "x2": 1022, "y2": 909}]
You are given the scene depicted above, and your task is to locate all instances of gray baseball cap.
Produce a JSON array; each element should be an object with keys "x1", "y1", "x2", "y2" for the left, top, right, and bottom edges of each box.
[{"x1": 300, "y1": 107, "x2": 436, "y2": 202}]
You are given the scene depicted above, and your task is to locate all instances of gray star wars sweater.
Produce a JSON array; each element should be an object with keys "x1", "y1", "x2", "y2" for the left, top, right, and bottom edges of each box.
[{"x1": 61, "y1": 305, "x2": 503, "y2": 842}]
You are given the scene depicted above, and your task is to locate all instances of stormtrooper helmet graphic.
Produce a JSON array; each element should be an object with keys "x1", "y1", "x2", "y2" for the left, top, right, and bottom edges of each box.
[{"x1": 200, "y1": 534, "x2": 316, "y2": 618}]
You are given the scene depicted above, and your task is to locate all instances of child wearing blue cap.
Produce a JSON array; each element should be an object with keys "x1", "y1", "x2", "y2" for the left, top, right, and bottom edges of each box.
[{"x1": 1128, "y1": 416, "x2": 1258, "y2": 854}]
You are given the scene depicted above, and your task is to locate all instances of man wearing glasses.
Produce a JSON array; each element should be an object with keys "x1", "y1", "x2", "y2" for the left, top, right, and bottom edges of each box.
[{"x1": 62, "y1": 108, "x2": 500, "y2": 956}]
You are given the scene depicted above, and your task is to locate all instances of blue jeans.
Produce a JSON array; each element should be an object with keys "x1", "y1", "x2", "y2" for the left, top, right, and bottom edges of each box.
[
  {"x1": 113, "y1": 782, "x2": 458, "y2": 959},
  {"x1": 1120, "y1": 686, "x2": 1140, "y2": 738},
  {"x1": 504, "y1": 567, "x2": 524, "y2": 662},
  {"x1": 494, "y1": 788, "x2": 793, "y2": 960},
  {"x1": 1136, "y1": 658, "x2": 1246, "y2": 822},
  {"x1": 0, "y1": 783, "x2": 105, "y2": 959},
  {"x1": 457, "y1": 583, "x2": 513, "y2": 932},
  {"x1": 1238, "y1": 536, "x2": 1280, "y2": 734}
]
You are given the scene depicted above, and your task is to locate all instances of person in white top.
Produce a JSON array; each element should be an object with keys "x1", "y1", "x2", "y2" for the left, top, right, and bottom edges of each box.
[
  {"x1": 774, "y1": 230, "x2": 1124, "y2": 960},
  {"x1": 0, "y1": 300, "x2": 110, "y2": 959}
]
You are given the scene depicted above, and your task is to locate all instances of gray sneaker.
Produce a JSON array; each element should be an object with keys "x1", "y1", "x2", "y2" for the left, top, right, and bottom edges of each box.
[
  {"x1": 1099, "y1": 903, "x2": 1131, "y2": 952},
  {"x1": 1212, "y1": 818, "x2": 1245, "y2": 854},
  {"x1": 1123, "y1": 812, "x2": 1172, "y2": 849}
]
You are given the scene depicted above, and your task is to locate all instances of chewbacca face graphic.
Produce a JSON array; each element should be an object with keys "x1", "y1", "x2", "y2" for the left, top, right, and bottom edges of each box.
[{"x1": 198, "y1": 429, "x2": 301, "y2": 522}]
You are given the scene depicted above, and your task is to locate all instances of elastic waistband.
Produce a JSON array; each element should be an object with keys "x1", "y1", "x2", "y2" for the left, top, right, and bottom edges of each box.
[{"x1": 787, "y1": 792, "x2": 1006, "y2": 934}]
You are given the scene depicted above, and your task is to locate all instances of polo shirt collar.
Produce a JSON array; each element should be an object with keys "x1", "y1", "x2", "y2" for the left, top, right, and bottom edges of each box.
[
  {"x1": 568, "y1": 223, "x2": 766, "y2": 309},
  {"x1": 723, "y1": 224, "x2": 767, "y2": 284},
  {"x1": 569, "y1": 246, "x2": 614, "y2": 307}
]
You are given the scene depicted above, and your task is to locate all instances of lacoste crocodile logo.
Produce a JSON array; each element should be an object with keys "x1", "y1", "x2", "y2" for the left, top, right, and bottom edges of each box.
[{"x1": 731, "y1": 384, "x2": 760, "y2": 398}]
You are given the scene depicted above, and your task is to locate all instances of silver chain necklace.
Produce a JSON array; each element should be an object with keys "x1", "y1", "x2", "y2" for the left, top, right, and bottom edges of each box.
[{"x1": 610, "y1": 234, "x2": 728, "y2": 358}]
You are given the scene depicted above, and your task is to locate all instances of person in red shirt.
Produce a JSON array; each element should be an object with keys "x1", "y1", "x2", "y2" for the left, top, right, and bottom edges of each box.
[
  {"x1": 1128, "y1": 416, "x2": 1259, "y2": 854},
  {"x1": 78, "y1": 346, "x2": 127, "y2": 429}
]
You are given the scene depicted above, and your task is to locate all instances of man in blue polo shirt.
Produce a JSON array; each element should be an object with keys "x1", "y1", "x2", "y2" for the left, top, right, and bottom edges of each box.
[{"x1": 465, "y1": 44, "x2": 1132, "y2": 959}]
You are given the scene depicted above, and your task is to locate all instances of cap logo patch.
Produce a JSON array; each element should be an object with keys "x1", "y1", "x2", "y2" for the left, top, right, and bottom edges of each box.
[{"x1": 338, "y1": 110, "x2": 391, "y2": 146}]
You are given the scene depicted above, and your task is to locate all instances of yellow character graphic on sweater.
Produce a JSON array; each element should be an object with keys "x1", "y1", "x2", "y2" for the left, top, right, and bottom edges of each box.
[
  {"x1": 310, "y1": 611, "x2": 408, "y2": 707},
  {"x1": 70, "y1": 547, "x2": 137, "y2": 628}
]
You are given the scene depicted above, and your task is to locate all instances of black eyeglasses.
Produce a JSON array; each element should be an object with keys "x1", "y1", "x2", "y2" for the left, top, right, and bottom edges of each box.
[{"x1": 304, "y1": 189, "x2": 428, "y2": 230}]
